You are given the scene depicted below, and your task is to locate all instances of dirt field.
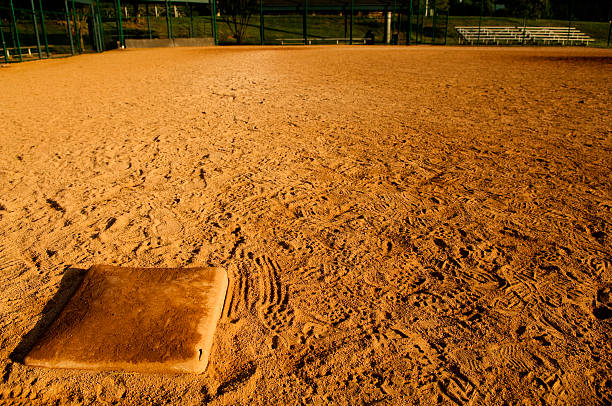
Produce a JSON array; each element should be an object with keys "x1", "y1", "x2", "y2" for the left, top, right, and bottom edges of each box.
[{"x1": 0, "y1": 46, "x2": 611, "y2": 405}]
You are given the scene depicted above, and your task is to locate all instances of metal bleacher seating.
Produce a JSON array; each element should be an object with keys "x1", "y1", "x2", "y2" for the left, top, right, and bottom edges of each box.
[
  {"x1": 277, "y1": 37, "x2": 367, "y2": 45},
  {"x1": 456, "y1": 26, "x2": 594, "y2": 46},
  {"x1": 524, "y1": 27, "x2": 594, "y2": 45}
]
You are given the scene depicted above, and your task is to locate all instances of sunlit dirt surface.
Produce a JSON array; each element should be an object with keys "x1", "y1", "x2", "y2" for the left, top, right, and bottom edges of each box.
[{"x1": 0, "y1": 46, "x2": 610, "y2": 404}]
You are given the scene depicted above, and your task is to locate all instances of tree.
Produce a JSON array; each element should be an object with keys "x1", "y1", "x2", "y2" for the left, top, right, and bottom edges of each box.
[
  {"x1": 504, "y1": 0, "x2": 552, "y2": 18},
  {"x1": 217, "y1": 0, "x2": 258, "y2": 44}
]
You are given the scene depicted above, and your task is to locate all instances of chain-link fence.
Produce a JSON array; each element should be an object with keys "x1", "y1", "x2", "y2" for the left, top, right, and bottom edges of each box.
[
  {"x1": 97, "y1": 2, "x2": 215, "y2": 44},
  {"x1": 443, "y1": 0, "x2": 610, "y2": 48},
  {"x1": 216, "y1": 0, "x2": 610, "y2": 47},
  {"x1": 1, "y1": 0, "x2": 106, "y2": 63},
  {"x1": 2, "y1": 0, "x2": 610, "y2": 63}
]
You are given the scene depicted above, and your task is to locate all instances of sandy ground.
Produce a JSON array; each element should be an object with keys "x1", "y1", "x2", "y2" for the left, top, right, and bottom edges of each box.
[{"x1": 0, "y1": 45, "x2": 611, "y2": 405}]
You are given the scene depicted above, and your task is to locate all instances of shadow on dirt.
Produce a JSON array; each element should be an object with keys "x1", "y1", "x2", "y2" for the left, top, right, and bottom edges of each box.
[{"x1": 9, "y1": 267, "x2": 87, "y2": 363}]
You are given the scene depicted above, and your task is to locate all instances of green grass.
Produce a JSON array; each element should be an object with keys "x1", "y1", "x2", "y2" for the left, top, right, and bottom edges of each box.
[{"x1": 444, "y1": 16, "x2": 610, "y2": 47}]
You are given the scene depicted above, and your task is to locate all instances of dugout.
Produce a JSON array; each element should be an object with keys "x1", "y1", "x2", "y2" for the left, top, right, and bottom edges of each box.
[
  {"x1": 0, "y1": 0, "x2": 216, "y2": 62},
  {"x1": 102, "y1": 0, "x2": 215, "y2": 49},
  {"x1": 0, "y1": 0, "x2": 107, "y2": 62}
]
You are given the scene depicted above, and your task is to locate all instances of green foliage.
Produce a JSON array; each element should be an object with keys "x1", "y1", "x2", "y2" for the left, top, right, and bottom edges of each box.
[
  {"x1": 504, "y1": 0, "x2": 553, "y2": 19},
  {"x1": 216, "y1": 0, "x2": 258, "y2": 43}
]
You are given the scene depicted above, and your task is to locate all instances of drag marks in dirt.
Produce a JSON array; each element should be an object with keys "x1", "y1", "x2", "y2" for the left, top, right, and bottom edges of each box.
[
  {"x1": 186, "y1": 176, "x2": 612, "y2": 404},
  {"x1": 0, "y1": 240, "x2": 36, "y2": 335},
  {"x1": 222, "y1": 263, "x2": 252, "y2": 323},
  {"x1": 255, "y1": 256, "x2": 295, "y2": 334},
  {"x1": 2, "y1": 47, "x2": 612, "y2": 404},
  {"x1": 0, "y1": 239, "x2": 30, "y2": 279},
  {"x1": 436, "y1": 368, "x2": 479, "y2": 405},
  {"x1": 221, "y1": 252, "x2": 298, "y2": 342}
]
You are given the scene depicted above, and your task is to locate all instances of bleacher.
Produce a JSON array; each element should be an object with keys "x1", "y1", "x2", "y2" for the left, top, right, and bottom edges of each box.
[
  {"x1": 524, "y1": 27, "x2": 594, "y2": 45},
  {"x1": 456, "y1": 26, "x2": 525, "y2": 45},
  {"x1": 3, "y1": 46, "x2": 42, "y2": 58},
  {"x1": 456, "y1": 26, "x2": 594, "y2": 46},
  {"x1": 277, "y1": 37, "x2": 367, "y2": 45}
]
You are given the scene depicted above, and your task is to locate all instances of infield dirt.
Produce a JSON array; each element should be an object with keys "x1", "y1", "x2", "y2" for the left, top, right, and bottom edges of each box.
[{"x1": 0, "y1": 46, "x2": 610, "y2": 404}]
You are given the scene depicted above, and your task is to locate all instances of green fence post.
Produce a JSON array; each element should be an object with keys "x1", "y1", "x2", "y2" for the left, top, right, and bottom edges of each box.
[
  {"x1": 343, "y1": 7, "x2": 347, "y2": 39},
  {"x1": 522, "y1": 14, "x2": 526, "y2": 45},
  {"x1": 168, "y1": 0, "x2": 174, "y2": 38},
  {"x1": 444, "y1": 7, "x2": 449, "y2": 45},
  {"x1": 397, "y1": 7, "x2": 402, "y2": 44},
  {"x1": 95, "y1": 4, "x2": 103, "y2": 52},
  {"x1": 424, "y1": 0, "x2": 428, "y2": 43},
  {"x1": 38, "y1": 0, "x2": 49, "y2": 57},
  {"x1": 189, "y1": 3, "x2": 193, "y2": 37},
  {"x1": 165, "y1": 0, "x2": 171, "y2": 39},
  {"x1": 72, "y1": 0, "x2": 82, "y2": 54},
  {"x1": 349, "y1": 0, "x2": 353, "y2": 44},
  {"x1": 417, "y1": 0, "x2": 420, "y2": 44},
  {"x1": 9, "y1": 0, "x2": 22, "y2": 62},
  {"x1": 412, "y1": 0, "x2": 421, "y2": 44},
  {"x1": 89, "y1": 3, "x2": 97, "y2": 50},
  {"x1": 146, "y1": 3, "x2": 152, "y2": 39},
  {"x1": 30, "y1": 0, "x2": 42, "y2": 58},
  {"x1": 64, "y1": 0, "x2": 75, "y2": 55},
  {"x1": 407, "y1": 0, "x2": 412, "y2": 44},
  {"x1": 211, "y1": 0, "x2": 217, "y2": 45},
  {"x1": 303, "y1": 0, "x2": 308, "y2": 45},
  {"x1": 1, "y1": 27, "x2": 8, "y2": 63},
  {"x1": 392, "y1": 0, "x2": 396, "y2": 44},
  {"x1": 115, "y1": 0, "x2": 124, "y2": 47},
  {"x1": 431, "y1": 0, "x2": 436, "y2": 44},
  {"x1": 567, "y1": 0, "x2": 573, "y2": 44},
  {"x1": 95, "y1": 0, "x2": 104, "y2": 50},
  {"x1": 90, "y1": 4, "x2": 100, "y2": 52},
  {"x1": 78, "y1": 4, "x2": 84, "y2": 52},
  {"x1": 477, "y1": 0, "x2": 483, "y2": 45},
  {"x1": 260, "y1": 0, "x2": 264, "y2": 45}
]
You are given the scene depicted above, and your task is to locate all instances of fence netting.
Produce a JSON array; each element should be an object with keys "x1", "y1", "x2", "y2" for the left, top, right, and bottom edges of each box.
[{"x1": 1, "y1": 0, "x2": 610, "y2": 63}]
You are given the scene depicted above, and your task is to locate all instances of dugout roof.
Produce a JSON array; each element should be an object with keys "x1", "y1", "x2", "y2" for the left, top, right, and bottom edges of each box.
[
  {"x1": 130, "y1": 0, "x2": 402, "y2": 5},
  {"x1": 135, "y1": 0, "x2": 210, "y2": 3},
  {"x1": 260, "y1": 0, "x2": 412, "y2": 11},
  {"x1": 118, "y1": 0, "x2": 407, "y2": 9},
  {"x1": 7, "y1": 0, "x2": 96, "y2": 4},
  {"x1": 263, "y1": 0, "x2": 405, "y2": 5}
]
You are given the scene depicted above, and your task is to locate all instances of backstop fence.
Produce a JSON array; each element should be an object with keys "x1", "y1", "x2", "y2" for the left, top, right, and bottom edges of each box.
[{"x1": 1, "y1": 0, "x2": 610, "y2": 63}]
